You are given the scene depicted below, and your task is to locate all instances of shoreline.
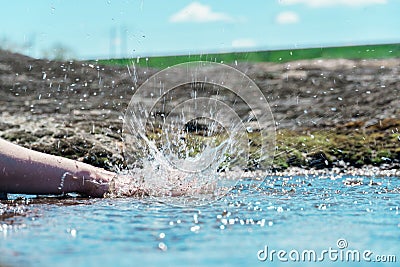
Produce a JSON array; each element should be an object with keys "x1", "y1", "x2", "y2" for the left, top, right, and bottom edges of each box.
[
  {"x1": 270, "y1": 165, "x2": 400, "y2": 177},
  {"x1": 221, "y1": 165, "x2": 400, "y2": 181}
]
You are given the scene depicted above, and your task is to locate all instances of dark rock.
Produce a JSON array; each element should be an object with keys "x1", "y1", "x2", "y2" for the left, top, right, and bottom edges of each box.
[{"x1": 308, "y1": 152, "x2": 332, "y2": 169}]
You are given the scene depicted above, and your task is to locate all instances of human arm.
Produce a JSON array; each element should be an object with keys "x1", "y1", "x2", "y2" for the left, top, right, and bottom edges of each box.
[{"x1": 0, "y1": 138, "x2": 114, "y2": 197}]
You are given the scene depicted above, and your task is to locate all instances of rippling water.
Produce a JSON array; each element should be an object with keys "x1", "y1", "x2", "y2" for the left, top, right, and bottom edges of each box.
[{"x1": 1, "y1": 175, "x2": 399, "y2": 267}]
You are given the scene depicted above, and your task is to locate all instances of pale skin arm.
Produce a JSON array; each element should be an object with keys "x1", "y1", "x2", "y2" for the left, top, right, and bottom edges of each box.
[{"x1": 0, "y1": 138, "x2": 114, "y2": 197}]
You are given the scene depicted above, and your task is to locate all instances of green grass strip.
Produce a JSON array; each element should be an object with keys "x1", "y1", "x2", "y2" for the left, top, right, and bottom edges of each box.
[{"x1": 97, "y1": 43, "x2": 400, "y2": 68}]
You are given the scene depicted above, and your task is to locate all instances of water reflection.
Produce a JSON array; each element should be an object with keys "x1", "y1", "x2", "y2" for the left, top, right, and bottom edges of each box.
[{"x1": 1, "y1": 175, "x2": 399, "y2": 266}]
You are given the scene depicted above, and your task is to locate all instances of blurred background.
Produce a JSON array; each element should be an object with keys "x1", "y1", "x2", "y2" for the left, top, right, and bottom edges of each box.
[
  {"x1": 1, "y1": 0, "x2": 399, "y2": 60},
  {"x1": 0, "y1": 1, "x2": 399, "y2": 171}
]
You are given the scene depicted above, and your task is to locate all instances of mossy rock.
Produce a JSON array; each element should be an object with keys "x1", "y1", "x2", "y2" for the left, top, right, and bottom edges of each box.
[
  {"x1": 34, "y1": 129, "x2": 55, "y2": 138},
  {"x1": 0, "y1": 122, "x2": 19, "y2": 131},
  {"x1": 366, "y1": 118, "x2": 400, "y2": 132},
  {"x1": 307, "y1": 151, "x2": 332, "y2": 169},
  {"x1": 286, "y1": 150, "x2": 306, "y2": 167},
  {"x1": 2, "y1": 130, "x2": 38, "y2": 144},
  {"x1": 376, "y1": 149, "x2": 392, "y2": 158}
]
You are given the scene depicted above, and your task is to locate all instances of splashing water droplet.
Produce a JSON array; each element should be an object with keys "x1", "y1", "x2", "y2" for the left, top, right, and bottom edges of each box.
[
  {"x1": 121, "y1": 61, "x2": 275, "y2": 206},
  {"x1": 58, "y1": 172, "x2": 71, "y2": 190},
  {"x1": 158, "y1": 242, "x2": 167, "y2": 251}
]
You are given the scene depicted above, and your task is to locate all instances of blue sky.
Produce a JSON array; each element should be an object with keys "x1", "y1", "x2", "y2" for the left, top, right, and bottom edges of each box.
[{"x1": 0, "y1": 0, "x2": 399, "y2": 59}]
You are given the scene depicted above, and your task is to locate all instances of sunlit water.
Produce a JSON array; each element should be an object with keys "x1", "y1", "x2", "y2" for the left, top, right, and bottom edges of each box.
[
  {"x1": 1, "y1": 175, "x2": 399, "y2": 267},
  {"x1": 1, "y1": 60, "x2": 399, "y2": 266}
]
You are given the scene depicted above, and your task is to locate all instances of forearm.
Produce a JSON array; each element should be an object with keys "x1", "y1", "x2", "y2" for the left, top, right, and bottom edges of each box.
[{"x1": 0, "y1": 138, "x2": 113, "y2": 197}]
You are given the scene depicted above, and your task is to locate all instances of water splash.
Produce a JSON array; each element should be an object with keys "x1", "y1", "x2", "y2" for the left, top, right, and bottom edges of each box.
[
  {"x1": 117, "y1": 61, "x2": 276, "y2": 205},
  {"x1": 58, "y1": 172, "x2": 72, "y2": 190}
]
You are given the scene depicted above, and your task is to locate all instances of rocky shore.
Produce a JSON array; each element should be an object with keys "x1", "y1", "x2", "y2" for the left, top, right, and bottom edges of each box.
[{"x1": 0, "y1": 49, "x2": 399, "y2": 173}]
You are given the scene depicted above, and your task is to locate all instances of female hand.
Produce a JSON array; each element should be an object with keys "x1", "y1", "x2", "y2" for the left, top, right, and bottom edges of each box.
[{"x1": 0, "y1": 138, "x2": 114, "y2": 197}]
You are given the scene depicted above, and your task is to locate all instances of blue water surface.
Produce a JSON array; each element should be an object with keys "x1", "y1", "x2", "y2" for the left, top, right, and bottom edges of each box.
[{"x1": 1, "y1": 175, "x2": 399, "y2": 267}]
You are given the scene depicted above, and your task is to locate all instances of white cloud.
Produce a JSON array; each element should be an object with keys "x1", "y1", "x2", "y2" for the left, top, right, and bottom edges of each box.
[
  {"x1": 231, "y1": 38, "x2": 257, "y2": 48},
  {"x1": 169, "y1": 2, "x2": 233, "y2": 23},
  {"x1": 279, "y1": 0, "x2": 387, "y2": 7},
  {"x1": 276, "y1": 11, "x2": 299, "y2": 24}
]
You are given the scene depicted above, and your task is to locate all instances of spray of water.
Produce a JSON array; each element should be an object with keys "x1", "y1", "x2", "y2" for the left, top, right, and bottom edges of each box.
[{"x1": 114, "y1": 61, "x2": 275, "y2": 205}]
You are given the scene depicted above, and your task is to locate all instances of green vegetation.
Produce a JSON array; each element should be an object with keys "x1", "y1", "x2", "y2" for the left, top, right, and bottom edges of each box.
[
  {"x1": 274, "y1": 118, "x2": 400, "y2": 169},
  {"x1": 142, "y1": 118, "x2": 400, "y2": 170},
  {"x1": 98, "y1": 43, "x2": 400, "y2": 68}
]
